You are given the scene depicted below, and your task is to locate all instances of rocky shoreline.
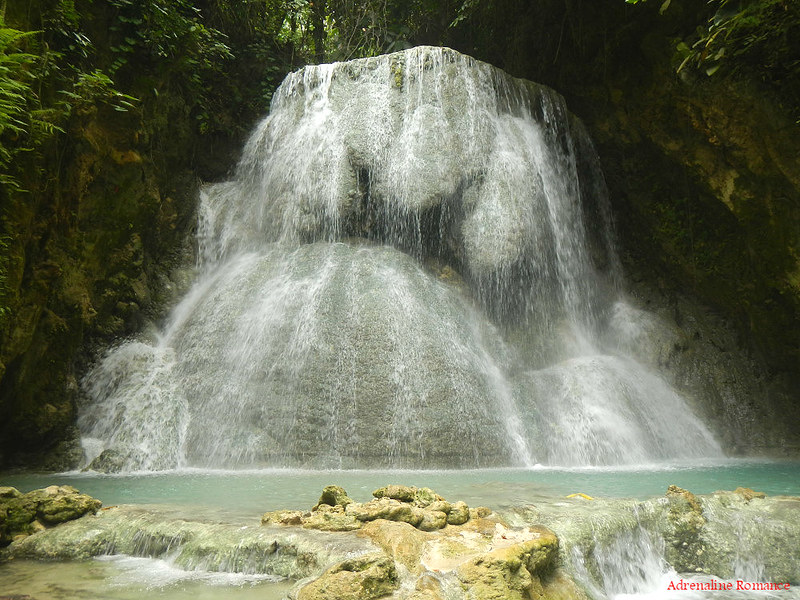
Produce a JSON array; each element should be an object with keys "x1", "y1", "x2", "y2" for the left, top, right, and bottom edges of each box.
[{"x1": 2, "y1": 484, "x2": 798, "y2": 599}]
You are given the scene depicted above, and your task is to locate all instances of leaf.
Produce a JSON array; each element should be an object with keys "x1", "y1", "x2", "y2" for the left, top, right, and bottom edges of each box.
[{"x1": 676, "y1": 54, "x2": 693, "y2": 73}]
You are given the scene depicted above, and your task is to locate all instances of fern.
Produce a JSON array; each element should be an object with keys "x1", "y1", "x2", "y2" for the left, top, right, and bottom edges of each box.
[{"x1": 0, "y1": 24, "x2": 41, "y2": 190}]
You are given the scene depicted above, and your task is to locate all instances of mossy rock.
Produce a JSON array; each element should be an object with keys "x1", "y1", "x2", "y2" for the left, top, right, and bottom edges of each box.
[
  {"x1": 372, "y1": 485, "x2": 417, "y2": 502},
  {"x1": 264, "y1": 485, "x2": 471, "y2": 533},
  {"x1": 418, "y1": 510, "x2": 448, "y2": 532},
  {"x1": 296, "y1": 552, "x2": 398, "y2": 600},
  {"x1": 371, "y1": 485, "x2": 448, "y2": 508},
  {"x1": 358, "y1": 520, "x2": 429, "y2": 573},
  {"x1": 314, "y1": 485, "x2": 354, "y2": 509},
  {"x1": 664, "y1": 485, "x2": 706, "y2": 572},
  {"x1": 447, "y1": 501, "x2": 470, "y2": 525},
  {"x1": 261, "y1": 509, "x2": 305, "y2": 526},
  {"x1": 304, "y1": 505, "x2": 362, "y2": 532},
  {"x1": 0, "y1": 485, "x2": 101, "y2": 546},
  {"x1": 349, "y1": 498, "x2": 425, "y2": 527},
  {"x1": 456, "y1": 531, "x2": 559, "y2": 600}
]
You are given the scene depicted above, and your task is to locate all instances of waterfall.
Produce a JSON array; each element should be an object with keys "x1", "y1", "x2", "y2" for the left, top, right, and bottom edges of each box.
[
  {"x1": 562, "y1": 499, "x2": 800, "y2": 600},
  {"x1": 79, "y1": 46, "x2": 722, "y2": 471}
]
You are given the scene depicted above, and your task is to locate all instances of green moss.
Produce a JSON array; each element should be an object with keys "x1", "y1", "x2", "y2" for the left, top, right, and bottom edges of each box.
[{"x1": 390, "y1": 55, "x2": 404, "y2": 89}]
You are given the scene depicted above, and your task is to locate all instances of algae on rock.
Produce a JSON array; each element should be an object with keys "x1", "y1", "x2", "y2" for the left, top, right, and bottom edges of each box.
[{"x1": 0, "y1": 485, "x2": 101, "y2": 546}]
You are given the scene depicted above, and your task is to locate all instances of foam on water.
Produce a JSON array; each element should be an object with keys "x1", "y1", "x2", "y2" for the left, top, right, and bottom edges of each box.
[{"x1": 96, "y1": 554, "x2": 282, "y2": 589}]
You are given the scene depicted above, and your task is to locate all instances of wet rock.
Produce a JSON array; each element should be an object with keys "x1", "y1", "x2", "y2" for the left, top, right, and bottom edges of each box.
[
  {"x1": 664, "y1": 485, "x2": 705, "y2": 572},
  {"x1": 539, "y1": 569, "x2": 592, "y2": 600},
  {"x1": 262, "y1": 506, "x2": 362, "y2": 532},
  {"x1": 410, "y1": 574, "x2": 445, "y2": 600},
  {"x1": 469, "y1": 506, "x2": 492, "y2": 520},
  {"x1": 371, "y1": 485, "x2": 446, "y2": 508},
  {"x1": 427, "y1": 500, "x2": 451, "y2": 514},
  {"x1": 412, "y1": 487, "x2": 445, "y2": 507},
  {"x1": 296, "y1": 553, "x2": 398, "y2": 600},
  {"x1": 84, "y1": 448, "x2": 136, "y2": 473},
  {"x1": 358, "y1": 516, "x2": 573, "y2": 600},
  {"x1": 408, "y1": 589, "x2": 444, "y2": 600},
  {"x1": 697, "y1": 494, "x2": 800, "y2": 583}
]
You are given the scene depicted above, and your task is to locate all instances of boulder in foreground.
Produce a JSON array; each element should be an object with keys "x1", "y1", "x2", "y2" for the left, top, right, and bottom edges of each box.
[{"x1": 0, "y1": 485, "x2": 101, "y2": 546}]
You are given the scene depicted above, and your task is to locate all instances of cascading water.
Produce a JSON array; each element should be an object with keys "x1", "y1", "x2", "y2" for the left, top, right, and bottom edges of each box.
[{"x1": 79, "y1": 46, "x2": 722, "y2": 471}]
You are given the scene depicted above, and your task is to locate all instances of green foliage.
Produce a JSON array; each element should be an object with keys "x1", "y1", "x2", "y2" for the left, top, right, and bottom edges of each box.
[
  {"x1": 676, "y1": 0, "x2": 799, "y2": 79},
  {"x1": 0, "y1": 13, "x2": 141, "y2": 197},
  {"x1": 103, "y1": 0, "x2": 232, "y2": 133},
  {"x1": 107, "y1": 0, "x2": 233, "y2": 74},
  {"x1": 42, "y1": 0, "x2": 93, "y2": 61},
  {"x1": 675, "y1": 0, "x2": 800, "y2": 122},
  {"x1": 0, "y1": 24, "x2": 49, "y2": 191},
  {"x1": 626, "y1": 0, "x2": 799, "y2": 121},
  {"x1": 60, "y1": 69, "x2": 138, "y2": 113},
  {"x1": 326, "y1": 0, "x2": 456, "y2": 60}
]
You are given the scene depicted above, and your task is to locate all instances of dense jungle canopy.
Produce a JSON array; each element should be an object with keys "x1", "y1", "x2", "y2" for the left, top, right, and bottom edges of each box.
[{"x1": 0, "y1": 0, "x2": 798, "y2": 467}]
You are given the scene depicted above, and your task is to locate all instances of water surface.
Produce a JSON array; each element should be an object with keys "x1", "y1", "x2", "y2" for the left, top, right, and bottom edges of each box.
[{"x1": 4, "y1": 459, "x2": 798, "y2": 520}]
